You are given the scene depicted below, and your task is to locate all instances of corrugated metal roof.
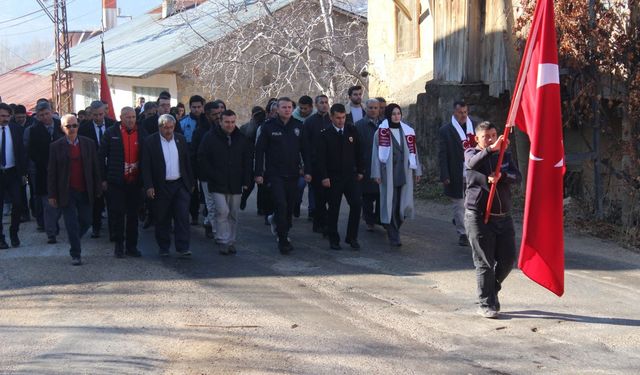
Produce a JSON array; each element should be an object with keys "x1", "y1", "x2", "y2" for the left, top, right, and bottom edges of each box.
[
  {"x1": 27, "y1": 0, "x2": 366, "y2": 79},
  {"x1": 0, "y1": 64, "x2": 55, "y2": 111}
]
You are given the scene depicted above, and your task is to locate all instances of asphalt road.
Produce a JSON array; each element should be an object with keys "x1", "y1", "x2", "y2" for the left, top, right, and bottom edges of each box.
[{"x1": 0, "y1": 196, "x2": 638, "y2": 374}]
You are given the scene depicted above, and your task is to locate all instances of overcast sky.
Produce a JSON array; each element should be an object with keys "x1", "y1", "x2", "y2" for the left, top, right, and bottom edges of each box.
[{"x1": 1, "y1": 0, "x2": 160, "y2": 47}]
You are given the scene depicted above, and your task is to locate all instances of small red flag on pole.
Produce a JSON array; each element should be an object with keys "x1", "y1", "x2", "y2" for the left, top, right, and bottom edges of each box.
[
  {"x1": 100, "y1": 40, "x2": 116, "y2": 119},
  {"x1": 484, "y1": 0, "x2": 565, "y2": 296}
]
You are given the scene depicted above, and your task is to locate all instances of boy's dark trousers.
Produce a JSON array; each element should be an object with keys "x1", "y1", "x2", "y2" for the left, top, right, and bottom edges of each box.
[{"x1": 464, "y1": 210, "x2": 516, "y2": 309}]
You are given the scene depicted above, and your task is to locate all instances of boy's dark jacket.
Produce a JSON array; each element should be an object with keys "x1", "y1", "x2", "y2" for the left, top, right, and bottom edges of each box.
[{"x1": 464, "y1": 147, "x2": 522, "y2": 215}]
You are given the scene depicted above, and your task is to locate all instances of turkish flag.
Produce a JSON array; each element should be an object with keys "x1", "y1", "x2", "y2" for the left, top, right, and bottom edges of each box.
[
  {"x1": 513, "y1": 0, "x2": 565, "y2": 296},
  {"x1": 100, "y1": 42, "x2": 116, "y2": 119}
]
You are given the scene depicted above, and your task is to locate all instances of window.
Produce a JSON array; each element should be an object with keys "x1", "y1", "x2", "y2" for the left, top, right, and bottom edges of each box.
[
  {"x1": 394, "y1": 0, "x2": 420, "y2": 58},
  {"x1": 132, "y1": 86, "x2": 170, "y2": 106},
  {"x1": 82, "y1": 79, "x2": 99, "y2": 108}
]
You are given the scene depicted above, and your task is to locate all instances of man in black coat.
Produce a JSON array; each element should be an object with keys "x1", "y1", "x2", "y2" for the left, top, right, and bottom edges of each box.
[
  {"x1": 193, "y1": 100, "x2": 225, "y2": 239},
  {"x1": 143, "y1": 92, "x2": 172, "y2": 135},
  {"x1": 9, "y1": 104, "x2": 30, "y2": 223},
  {"x1": 142, "y1": 114, "x2": 194, "y2": 257},
  {"x1": 99, "y1": 107, "x2": 147, "y2": 258},
  {"x1": 355, "y1": 98, "x2": 381, "y2": 231},
  {"x1": 316, "y1": 104, "x2": 364, "y2": 250},
  {"x1": 0, "y1": 103, "x2": 28, "y2": 248},
  {"x1": 198, "y1": 110, "x2": 252, "y2": 255},
  {"x1": 438, "y1": 100, "x2": 476, "y2": 246},
  {"x1": 28, "y1": 101, "x2": 64, "y2": 243},
  {"x1": 78, "y1": 100, "x2": 115, "y2": 238},
  {"x1": 303, "y1": 94, "x2": 332, "y2": 233},
  {"x1": 254, "y1": 97, "x2": 311, "y2": 254},
  {"x1": 238, "y1": 105, "x2": 265, "y2": 212}
]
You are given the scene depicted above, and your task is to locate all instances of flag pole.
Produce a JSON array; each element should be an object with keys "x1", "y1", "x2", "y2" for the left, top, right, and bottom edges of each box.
[{"x1": 484, "y1": 0, "x2": 545, "y2": 224}]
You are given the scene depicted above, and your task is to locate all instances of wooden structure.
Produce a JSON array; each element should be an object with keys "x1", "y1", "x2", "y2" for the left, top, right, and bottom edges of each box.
[{"x1": 431, "y1": 0, "x2": 516, "y2": 97}]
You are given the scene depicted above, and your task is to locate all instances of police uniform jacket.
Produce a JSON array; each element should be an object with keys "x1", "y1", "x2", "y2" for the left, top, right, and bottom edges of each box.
[{"x1": 254, "y1": 117, "x2": 310, "y2": 179}]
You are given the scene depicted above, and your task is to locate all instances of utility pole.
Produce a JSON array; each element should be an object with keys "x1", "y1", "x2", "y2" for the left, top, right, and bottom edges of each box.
[{"x1": 36, "y1": 0, "x2": 73, "y2": 114}]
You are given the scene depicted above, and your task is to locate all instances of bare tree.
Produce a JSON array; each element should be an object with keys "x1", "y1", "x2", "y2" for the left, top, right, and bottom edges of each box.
[
  {"x1": 0, "y1": 38, "x2": 53, "y2": 74},
  {"x1": 175, "y1": 0, "x2": 368, "y2": 103}
]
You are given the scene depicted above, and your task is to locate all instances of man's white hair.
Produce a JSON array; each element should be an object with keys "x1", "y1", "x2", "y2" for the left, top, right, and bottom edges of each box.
[
  {"x1": 60, "y1": 113, "x2": 76, "y2": 125},
  {"x1": 158, "y1": 113, "x2": 176, "y2": 127}
]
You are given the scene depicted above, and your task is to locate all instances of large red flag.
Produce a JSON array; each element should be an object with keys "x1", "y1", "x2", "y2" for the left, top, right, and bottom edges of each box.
[
  {"x1": 513, "y1": 0, "x2": 565, "y2": 296},
  {"x1": 100, "y1": 41, "x2": 116, "y2": 119}
]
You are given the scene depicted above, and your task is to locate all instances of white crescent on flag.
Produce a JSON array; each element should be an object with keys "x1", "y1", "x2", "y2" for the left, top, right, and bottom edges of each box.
[
  {"x1": 529, "y1": 152, "x2": 544, "y2": 161},
  {"x1": 537, "y1": 63, "x2": 560, "y2": 88}
]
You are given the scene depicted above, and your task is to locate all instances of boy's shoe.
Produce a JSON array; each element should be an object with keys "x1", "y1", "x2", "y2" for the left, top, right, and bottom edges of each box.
[{"x1": 477, "y1": 306, "x2": 499, "y2": 319}]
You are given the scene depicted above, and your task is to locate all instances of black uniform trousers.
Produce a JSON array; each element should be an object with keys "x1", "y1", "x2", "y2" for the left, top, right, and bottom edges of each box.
[
  {"x1": 154, "y1": 179, "x2": 190, "y2": 252},
  {"x1": 311, "y1": 168, "x2": 328, "y2": 232},
  {"x1": 108, "y1": 183, "x2": 142, "y2": 250},
  {"x1": 269, "y1": 175, "x2": 298, "y2": 236},
  {"x1": 0, "y1": 168, "x2": 23, "y2": 239},
  {"x1": 326, "y1": 175, "x2": 362, "y2": 243},
  {"x1": 464, "y1": 210, "x2": 516, "y2": 308},
  {"x1": 257, "y1": 184, "x2": 273, "y2": 215}
]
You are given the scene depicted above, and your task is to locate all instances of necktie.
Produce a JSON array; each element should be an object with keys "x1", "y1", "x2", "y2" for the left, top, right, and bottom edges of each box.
[
  {"x1": 227, "y1": 135, "x2": 232, "y2": 146},
  {"x1": 338, "y1": 129, "x2": 343, "y2": 136},
  {"x1": 98, "y1": 125, "x2": 103, "y2": 145},
  {"x1": 1, "y1": 127, "x2": 6, "y2": 168}
]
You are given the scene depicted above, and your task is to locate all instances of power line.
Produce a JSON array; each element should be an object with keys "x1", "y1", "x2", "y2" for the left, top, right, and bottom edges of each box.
[
  {"x1": 0, "y1": 6, "x2": 52, "y2": 24},
  {"x1": 0, "y1": 3, "x2": 90, "y2": 38},
  {"x1": 1, "y1": 45, "x2": 31, "y2": 64},
  {"x1": 0, "y1": 0, "x2": 77, "y2": 26}
]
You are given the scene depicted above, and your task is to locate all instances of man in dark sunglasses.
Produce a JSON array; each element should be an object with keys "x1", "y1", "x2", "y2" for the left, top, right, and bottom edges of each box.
[{"x1": 47, "y1": 114, "x2": 102, "y2": 266}]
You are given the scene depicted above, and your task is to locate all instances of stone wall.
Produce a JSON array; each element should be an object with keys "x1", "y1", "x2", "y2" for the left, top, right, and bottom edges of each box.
[{"x1": 405, "y1": 80, "x2": 511, "y2": 176}]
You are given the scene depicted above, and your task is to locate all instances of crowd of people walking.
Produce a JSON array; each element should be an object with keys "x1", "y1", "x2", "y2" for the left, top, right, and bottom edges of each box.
[{"x1": 0, "y1": 85, "x2": 520, "y2": 318}]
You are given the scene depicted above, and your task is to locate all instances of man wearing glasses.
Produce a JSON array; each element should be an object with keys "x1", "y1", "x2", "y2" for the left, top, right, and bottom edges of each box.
[{"x1": 47, "y1": 114, "x2": 102, "y2": 266}]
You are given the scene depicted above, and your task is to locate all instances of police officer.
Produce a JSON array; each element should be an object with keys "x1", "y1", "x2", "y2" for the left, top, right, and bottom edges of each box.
[
  {"x1": 254, "y1": 97, "x2": 311, "y2": 254},
  {"x1": 316, "y1": 104, "x2": 364, "y2": 250}
]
